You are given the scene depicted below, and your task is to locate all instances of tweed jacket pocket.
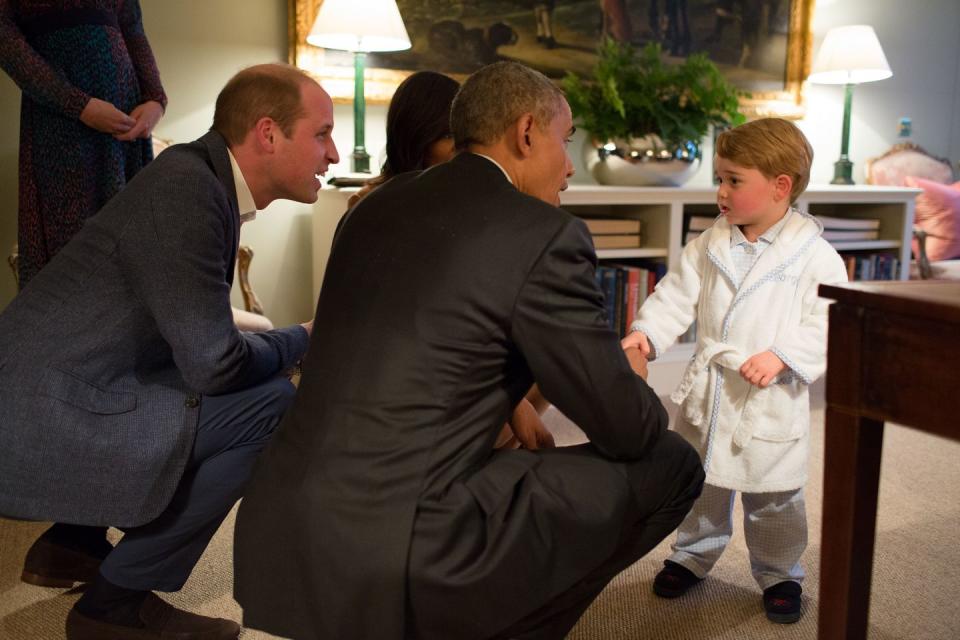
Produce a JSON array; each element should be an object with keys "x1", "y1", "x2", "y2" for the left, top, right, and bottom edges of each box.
[
  {"x1": 463, "y1": 450, "x2": 539, "y2": 517},
  {"x1": 37, "y1": 367, "x2": 137, "y2": 415}
]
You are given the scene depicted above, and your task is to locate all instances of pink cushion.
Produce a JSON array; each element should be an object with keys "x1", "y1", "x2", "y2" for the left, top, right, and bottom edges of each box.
[
  {"x1": 869, "y1": 150, "x2": 954, "y2": 186},
  {"x1": 905, "y1": 176, "x2": 960, "y2": 261}
]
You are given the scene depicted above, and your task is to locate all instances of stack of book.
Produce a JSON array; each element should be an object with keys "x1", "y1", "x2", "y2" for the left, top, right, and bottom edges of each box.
[
  {"x1": 684, "y1": 214, "x2": 717, "y2": 245},
  {"x1": 815, "y1": 215, "x2": 881, "y2": 241},
  {"x1": 582, "y1": 217, "x2": 642, "y2": 250},
  {"x1": 594, "y1": 261, "x2": 667, "y2": 337}
]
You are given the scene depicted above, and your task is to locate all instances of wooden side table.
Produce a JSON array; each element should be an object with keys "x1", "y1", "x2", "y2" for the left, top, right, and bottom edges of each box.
[{"x1": 818, "y1": 280, "x2": 960, "y2": 639}]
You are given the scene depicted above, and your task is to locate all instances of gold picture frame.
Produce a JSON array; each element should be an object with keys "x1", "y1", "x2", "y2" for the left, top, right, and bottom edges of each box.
[
  {"x1": 289, "y1": 0, "x2": 815, "y2": 117},
  {"x1": 739, "y1": 0, "x2": 815, "y2": 118},
  {"x1": 288, "y1": 0, "x2": 409, "y2": 105}
]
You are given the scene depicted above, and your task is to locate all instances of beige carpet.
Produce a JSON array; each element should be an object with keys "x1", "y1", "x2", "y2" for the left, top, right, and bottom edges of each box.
[{"x1": 2, "y1": 388, "x2": 958, "y2": 639}]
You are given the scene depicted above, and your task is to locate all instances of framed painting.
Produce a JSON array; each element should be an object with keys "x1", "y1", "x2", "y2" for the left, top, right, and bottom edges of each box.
[{"x1": 290, "y1": 0, "x2": 814, "y2": 117}]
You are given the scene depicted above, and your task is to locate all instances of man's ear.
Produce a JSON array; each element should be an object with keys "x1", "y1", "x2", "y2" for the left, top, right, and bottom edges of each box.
[
  {"x1": 514, "y1": 113, "x2": 535, "y2": 158},
  {"x1": 253, "y1": 116, "x2": 278, "y2": 152}
]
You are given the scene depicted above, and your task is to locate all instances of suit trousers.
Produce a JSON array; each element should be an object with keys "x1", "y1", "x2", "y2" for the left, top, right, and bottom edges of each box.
[
  {"x1": 99, "y1": 376, "x2": 296, "y2": 591},
  {"x1": 488, "y1": 430, "x2": 705, "y2": 640},
  {"x1": 668, "y1": 483, "x2": 807, "y2": 590}
]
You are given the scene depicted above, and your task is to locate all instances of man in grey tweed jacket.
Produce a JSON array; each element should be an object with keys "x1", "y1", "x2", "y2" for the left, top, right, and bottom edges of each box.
[{"x1": 0, "y1": 63, "x2": 339, "y2": 639}]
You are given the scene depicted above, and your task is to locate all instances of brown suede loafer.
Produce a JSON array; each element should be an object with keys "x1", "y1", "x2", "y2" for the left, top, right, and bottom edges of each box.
[
  {"x1": 65, "y1": 593, "x2": 241, "y2": 639},
  {"x1": 21, "y1": 536, "x2": 109, "y2": 588}
]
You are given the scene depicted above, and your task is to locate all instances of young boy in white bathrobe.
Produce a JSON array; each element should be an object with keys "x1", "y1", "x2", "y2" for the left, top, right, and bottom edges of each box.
[{"x1": 621, "y1": 118, "x2": 848, "y2": 623}]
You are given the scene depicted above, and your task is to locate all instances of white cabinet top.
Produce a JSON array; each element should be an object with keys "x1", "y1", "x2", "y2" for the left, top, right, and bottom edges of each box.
[{"x1": 559, "y1": 184, "x2": 920, "y2": 206}]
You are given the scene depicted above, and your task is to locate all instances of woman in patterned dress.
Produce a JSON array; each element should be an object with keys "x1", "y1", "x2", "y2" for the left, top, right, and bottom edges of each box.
[{"x1": 0, "y1": 0, "x2": 166, "y2": 287}]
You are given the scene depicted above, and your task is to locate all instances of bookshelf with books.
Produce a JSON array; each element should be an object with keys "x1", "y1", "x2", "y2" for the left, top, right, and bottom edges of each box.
[
  {"x1": 800, "y1": 193, "x2": 913, "y2": 276},
  {"x1": 313, "y1": 184, "x2": 919, "y2": 394},
  {"x1": 594, "y1": 261, "x2": 668, "y2": 338}
]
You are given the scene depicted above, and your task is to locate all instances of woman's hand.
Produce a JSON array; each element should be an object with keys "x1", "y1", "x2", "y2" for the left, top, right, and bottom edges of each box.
[
  {"x1": 114, "y1": 100, "x2": 165, "y2": 141},
  {"x1": 80, "y1": 97, "x2": 136, "y2": 135}
]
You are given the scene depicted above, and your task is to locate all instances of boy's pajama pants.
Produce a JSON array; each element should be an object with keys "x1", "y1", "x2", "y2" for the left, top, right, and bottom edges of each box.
[{"x1": 667, "y1": 483, "x2": 807, "y2": 590}]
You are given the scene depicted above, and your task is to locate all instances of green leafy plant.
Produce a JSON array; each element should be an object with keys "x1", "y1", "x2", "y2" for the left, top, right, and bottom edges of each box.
[{"x1": 562, "y1": 39, "x2": 747, "y2": 145}]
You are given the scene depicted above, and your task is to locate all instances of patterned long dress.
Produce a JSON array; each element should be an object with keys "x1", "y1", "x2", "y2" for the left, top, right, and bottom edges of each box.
[{"x1": 0, "y1": 0, "x2": 166, "y2": 287}]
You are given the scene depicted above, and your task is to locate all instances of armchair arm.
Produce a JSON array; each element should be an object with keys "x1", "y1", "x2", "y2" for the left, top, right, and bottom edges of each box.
[
  {"x1": 914, "y1": 228, "x2": 932, "y2": 279},
  {"x1": 237, "y1": 244, "x2": 264, "y2": 315},
  {"x1": 8, "y1": 244, "x2": 18, "y2": 289}
]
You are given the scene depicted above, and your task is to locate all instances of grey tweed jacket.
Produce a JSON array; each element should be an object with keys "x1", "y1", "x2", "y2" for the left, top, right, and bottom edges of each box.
[{"x1": 0, "y1": 130, "x2": 309, "y2": 528}]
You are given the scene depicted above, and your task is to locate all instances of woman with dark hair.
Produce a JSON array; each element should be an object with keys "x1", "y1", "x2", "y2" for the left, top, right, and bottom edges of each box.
[{"x1": 348, "y1": 70, "x2": 460, "y2": 207}]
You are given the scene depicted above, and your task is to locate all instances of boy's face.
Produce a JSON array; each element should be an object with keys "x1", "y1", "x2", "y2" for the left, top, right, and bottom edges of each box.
[{"x1": 714, "y1": 156, "x2": 791, "y2": 238}]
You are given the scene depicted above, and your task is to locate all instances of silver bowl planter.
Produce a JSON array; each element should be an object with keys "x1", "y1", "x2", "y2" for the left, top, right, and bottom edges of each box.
[{"x1": 584, "y1": 135, "x2": 702, "y2": 187}]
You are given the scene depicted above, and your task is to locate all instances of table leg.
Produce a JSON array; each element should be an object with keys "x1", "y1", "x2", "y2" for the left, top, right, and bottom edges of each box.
[{"x1": 818, "y1": 407, "x2": 885, "y2": 640}]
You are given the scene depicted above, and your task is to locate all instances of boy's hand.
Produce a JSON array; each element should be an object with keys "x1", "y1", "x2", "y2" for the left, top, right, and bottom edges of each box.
[
  {"x1": 621, "y1": 330, "x2": 650, "y2": 357},
  {"x1": 624, "y1": 346, "x2": 649, "y2": 380},
  {"x1": 739, "y1": 350, "x2": 786, "y2": 388}
]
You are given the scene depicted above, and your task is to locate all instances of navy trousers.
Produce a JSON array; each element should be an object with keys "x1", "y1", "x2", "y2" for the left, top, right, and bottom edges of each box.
[{"x1": 99, "y1": 376, "x2": 296, "y2": 591}]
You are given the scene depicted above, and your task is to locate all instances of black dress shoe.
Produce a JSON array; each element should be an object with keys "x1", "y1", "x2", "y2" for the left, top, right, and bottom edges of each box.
[
  {"x1": 66, "y1": 593, "x2": 241, "y2": 639},
  {"x1": 21, "y1": 528, "x2": 112, "y2": 588},
  {"x1": 653, "y1": 560, "x2": 704, "y2": 598},
  {"x1": 763, "y1": 580, "x2": 803, "y2": 623}
]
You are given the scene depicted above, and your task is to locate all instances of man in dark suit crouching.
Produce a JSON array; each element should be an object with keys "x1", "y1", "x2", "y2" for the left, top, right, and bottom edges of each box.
[
  {"x1": 0, "y1": 63, "x2": 339, "y2": 639},
  {"x1": 234, "y1": 61, "x2": 705, "y2": 640}
]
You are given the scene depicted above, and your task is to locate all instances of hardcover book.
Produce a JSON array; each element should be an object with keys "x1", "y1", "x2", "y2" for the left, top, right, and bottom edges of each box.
[
  {"x1": 822, "y1": 229, "x2": 881, "y2": 241},
  {"x1": 815, "y1": 215, "x2": 881, "y2": 230},
  {"x1": 581, "y1": 217, "x2": 642, "y2": 235},
  {"x1": 592, "y1": 234, "x2": 642, "y2": 249}
]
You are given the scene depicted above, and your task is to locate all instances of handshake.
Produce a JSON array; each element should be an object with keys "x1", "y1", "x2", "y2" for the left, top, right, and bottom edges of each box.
[
  {"x1": 619, "y1": 330, "x2": 651, "y2": 380},
  {"x1": 620, "y1": 330, "x2": 787, "y2": 388}
]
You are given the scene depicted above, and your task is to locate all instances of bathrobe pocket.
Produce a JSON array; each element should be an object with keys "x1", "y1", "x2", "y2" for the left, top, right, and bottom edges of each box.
[{"x1": 736, "y1": 381, "x2": 808, "y2": 446}]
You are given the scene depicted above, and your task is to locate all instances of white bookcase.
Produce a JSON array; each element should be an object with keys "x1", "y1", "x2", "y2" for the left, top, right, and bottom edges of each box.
[
  {"x1": 312, "y1": 184, "x2": 919, "y2": 394},
  {"x1": 559, "y1": 184, "x2": 918, "y2": 277}
]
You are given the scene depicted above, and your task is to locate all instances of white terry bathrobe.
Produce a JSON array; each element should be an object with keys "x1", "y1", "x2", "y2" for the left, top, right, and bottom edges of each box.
[{"x1": 633, "y1": 210, "x2": 848, "y2": 493}]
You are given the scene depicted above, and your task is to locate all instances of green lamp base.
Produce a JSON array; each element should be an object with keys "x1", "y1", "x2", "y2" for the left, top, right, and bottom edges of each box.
[
  {"x1": 831, "y1": 158, "x2": 854, "y2": 185},
  {"x1": 352, "y1": 147, "x2": 370, "y2": 174},
  {"x1": 351, "y1": 50, "x2": 371, "y2": 174}
]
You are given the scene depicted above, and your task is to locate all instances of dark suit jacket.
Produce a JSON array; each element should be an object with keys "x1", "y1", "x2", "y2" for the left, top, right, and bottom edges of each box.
[
  {"x1": 234, "y1": 153, "x2": 667, "y2": 639},
  {"x1": 0, "y1": 131, "x2": 308, "y2": 528}
]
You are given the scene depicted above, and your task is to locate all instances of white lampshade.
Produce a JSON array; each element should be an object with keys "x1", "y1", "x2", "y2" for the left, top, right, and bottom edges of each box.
[
  {"x1": 808, "y1": 25, "x2": 892, "y2": 85},
  {"x1": 307, "y1": 0, "x2": 411, "y2": 53}
]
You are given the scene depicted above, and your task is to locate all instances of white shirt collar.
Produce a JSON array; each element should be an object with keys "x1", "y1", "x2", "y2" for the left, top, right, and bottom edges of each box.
[
  {"x1": 473, "y1": 153, "x2": 513, "y2": 184},
  {"x1": 227, "y1": 149, "x2": 257, "y2": 224},
  {"x1": 730, "y1": 209, "x2": 791, "y2": 247}
]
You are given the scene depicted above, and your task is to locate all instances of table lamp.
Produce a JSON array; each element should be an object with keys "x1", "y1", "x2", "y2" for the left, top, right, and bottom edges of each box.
[
  {"x1": 807, "y1": 25, "x2": 892, "y2": 185},
  {"x1": 307, "y1": 0, "x2": 411, "y2": 173}
]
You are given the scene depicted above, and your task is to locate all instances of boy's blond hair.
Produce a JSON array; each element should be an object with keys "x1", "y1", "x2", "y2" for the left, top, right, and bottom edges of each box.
[{"x1": 715, "y1": 118, "x2": 813, "y2": 203}]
